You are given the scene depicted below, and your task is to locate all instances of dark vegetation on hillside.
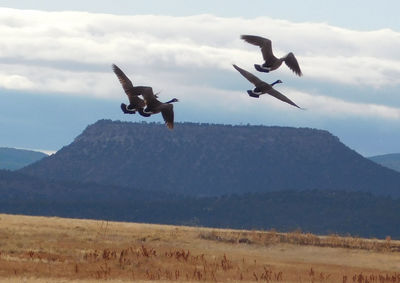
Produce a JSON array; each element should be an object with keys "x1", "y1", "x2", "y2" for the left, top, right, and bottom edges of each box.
[
  {"x1": 1, "y1": 190, "x2": 400, "y2": 239},
  {"x1": 21, "y1": 120, "x2": 400, "y2": 197},
  {"x1": 0, "y1": 169, "x2": 175, "y2": 202}
]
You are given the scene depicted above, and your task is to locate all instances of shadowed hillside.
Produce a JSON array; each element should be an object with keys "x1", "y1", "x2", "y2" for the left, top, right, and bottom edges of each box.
[
  {"x1": 2, "y1": 190, "x2": 400, "y2": 239},
  {"x1": 21, "y1": 120, "x2": 400, "y2": 197},
  {"x1": 0, "y1": 169, "x2": 174, "y2": 202},
  {"x1": 3, "y1": 168, "x2": 400, "y2": 238}
]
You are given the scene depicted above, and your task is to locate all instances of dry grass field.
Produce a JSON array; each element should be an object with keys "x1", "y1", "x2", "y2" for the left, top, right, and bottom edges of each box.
[{"x1": 0, "y1": 213, "x2": 400, "y2": 282}]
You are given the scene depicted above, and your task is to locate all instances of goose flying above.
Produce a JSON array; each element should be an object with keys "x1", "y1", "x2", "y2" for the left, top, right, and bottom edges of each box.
[
  {"x1": 241, "y1": 35, "x2": 302, "y2": 76},
  {"x1": 233, "y1": 64, "x2": 301, "y2": 109}
]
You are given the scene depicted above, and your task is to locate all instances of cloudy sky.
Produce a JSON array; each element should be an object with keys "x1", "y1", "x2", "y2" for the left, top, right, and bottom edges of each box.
[{"x1": 0, "y1": 0, "x2": 399, "y2": 156}]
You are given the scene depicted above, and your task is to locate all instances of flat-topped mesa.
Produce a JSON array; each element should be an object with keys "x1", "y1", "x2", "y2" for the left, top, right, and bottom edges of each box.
[{"x1": 20, "y1": 120, "x2": 400, "y2": 198}]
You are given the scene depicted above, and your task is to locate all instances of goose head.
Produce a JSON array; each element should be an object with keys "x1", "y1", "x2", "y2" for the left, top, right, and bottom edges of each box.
[
  {"x1": 166, "y1": 98, "x2": 179, "y2": 103},
  {"x1": 271, "y1": 79, "x2": 283, "y2": 86}
]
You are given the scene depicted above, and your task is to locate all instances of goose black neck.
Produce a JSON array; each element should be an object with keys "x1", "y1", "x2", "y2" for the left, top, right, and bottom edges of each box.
[
  {"x1": 271, "y1": 80, "x2": 281, "y2": 86},
  {"x1": 166, "y1": 98, "x2": 178, "y2": 104}
]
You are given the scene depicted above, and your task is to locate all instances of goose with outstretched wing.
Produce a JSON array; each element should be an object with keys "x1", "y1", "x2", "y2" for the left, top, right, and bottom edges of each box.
[
  {"x1": 233, "y1": 64, "x2": 301, "y2": 109},
  {"x1": 241, "y1": 35, "x2": 302, "y2": 76}
]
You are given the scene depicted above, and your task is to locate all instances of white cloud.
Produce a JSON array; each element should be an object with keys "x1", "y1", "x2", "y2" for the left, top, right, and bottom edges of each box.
[
  {"x1": 283, "y1": 87, "x2": 400, "y2": 120},
  {"x1": 0, "y1": 63, "x2": 115, "y2": 98},
  {"x1": 302, "y1": 55, "x2": 400, "y2": 87},
  {"x1": 0, "y1": 7, "x2": 399, "y2": 120},
  {"x1": 0, "y1": 73, "x2": 34, "y2": 90}
]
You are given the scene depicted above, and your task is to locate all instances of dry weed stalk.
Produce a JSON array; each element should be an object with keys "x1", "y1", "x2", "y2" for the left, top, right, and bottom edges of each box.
[
  {"x1": 349, "y1": 272, "x2": 400, "y2": 283},
  {"x1": 199, "y1": 229, "x2": 400, "y2": 253},
  {"x1": 79, "y1": 243, "x2": 287, "y2": 281}
]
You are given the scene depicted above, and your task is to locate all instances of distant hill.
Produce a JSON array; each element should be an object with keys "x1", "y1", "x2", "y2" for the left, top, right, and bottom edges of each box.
[
  {"x1": 0, "y1": 147, "x2": 47, "y2": 170},
  {"x1": 20, "y1": 120, "x2": 400, "y2": 197},
  {"x1": 369, "y1": 153, "x2": 400, "y2": 173}
]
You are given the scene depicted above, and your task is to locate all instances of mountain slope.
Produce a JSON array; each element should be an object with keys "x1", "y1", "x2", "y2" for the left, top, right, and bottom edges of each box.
[
  {"x1": 21, "y1": 120, "x2": 400, "y2": 197},
  {"x1": 0, "y1": 147, "x2": 47, "y2": 170},
  {"x1": 369, "y1": 153, "x2": 400, "y2": 173}
]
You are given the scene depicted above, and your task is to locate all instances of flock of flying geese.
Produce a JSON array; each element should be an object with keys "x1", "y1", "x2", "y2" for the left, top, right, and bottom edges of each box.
[{"x1": 112, "y1": 35, "x2": 303, "y2": 129}]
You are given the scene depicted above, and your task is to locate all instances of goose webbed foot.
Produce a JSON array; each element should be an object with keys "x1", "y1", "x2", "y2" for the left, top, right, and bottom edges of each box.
[
  {"x1": 120, "y1": 103, "x2": 136, "y2": 114},
  {"x1": 254, "y1": 64, "x2": 270, "y2": 73},
  {"x1": 247, "y1": 90, "x2": 260, "y2": 98}
]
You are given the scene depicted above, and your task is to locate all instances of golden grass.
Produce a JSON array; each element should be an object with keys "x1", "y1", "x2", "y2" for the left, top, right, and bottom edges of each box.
[{"x1": 0, "y1": 213, "x2": 399, "y2": 282}]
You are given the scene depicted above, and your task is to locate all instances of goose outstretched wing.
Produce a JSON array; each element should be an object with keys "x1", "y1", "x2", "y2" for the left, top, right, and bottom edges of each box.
[
  {"x1": 241, "y1": 35, "x2": 275, "y2": 62},
  {"x1": 266, "y1": 88, "x2": 301, "y2": 109},
  {"x1": 233, "y1": 64, "x2": 264, "y2": 86},
  {"x1": 112, "y1": 64, "x2": 146, "y2": 107},
  {"x1": 284, "y1": 52, "x2": 302, "y2": 76},
  {"x1": 161, "y1": 104, "x2": 174, "y2": 129},
  {"x1": 139, "y1": 87, "x2": 162, "y2": 107}
]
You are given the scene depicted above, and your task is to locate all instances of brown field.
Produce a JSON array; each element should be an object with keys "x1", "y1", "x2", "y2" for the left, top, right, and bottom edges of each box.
[{"x1": 0, "y1": 214, "x2": 400, "y2": 282}]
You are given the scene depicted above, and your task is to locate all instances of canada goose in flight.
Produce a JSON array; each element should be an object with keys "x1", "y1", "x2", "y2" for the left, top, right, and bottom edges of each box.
[
  {"x1": 233, "y1": 64, "x2": 301, "y2": 109},
  {"x1": 112, "y1": 64, "x2": 151, "y2": 117},
  {"x1": 241, "y1": 35, "x2": 302, "y2": 76},
  {"x1": 131, "y1": 86, "x2": 178, "y2": 129}
]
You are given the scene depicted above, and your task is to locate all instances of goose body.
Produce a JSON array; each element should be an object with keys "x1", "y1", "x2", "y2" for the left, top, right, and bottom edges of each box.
[
  {"x1": 241, "y1": 35, "x2": 302, "y2": 76},
  {"x1": 136, "y1": 86, "x2": 179, "y2": 129},
  {"x1": 112, "y1": 64, "x2": 150, "y2": 117},
  {"x1": 233, "y1": 64, "x2": 301, "y2": 109}
]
